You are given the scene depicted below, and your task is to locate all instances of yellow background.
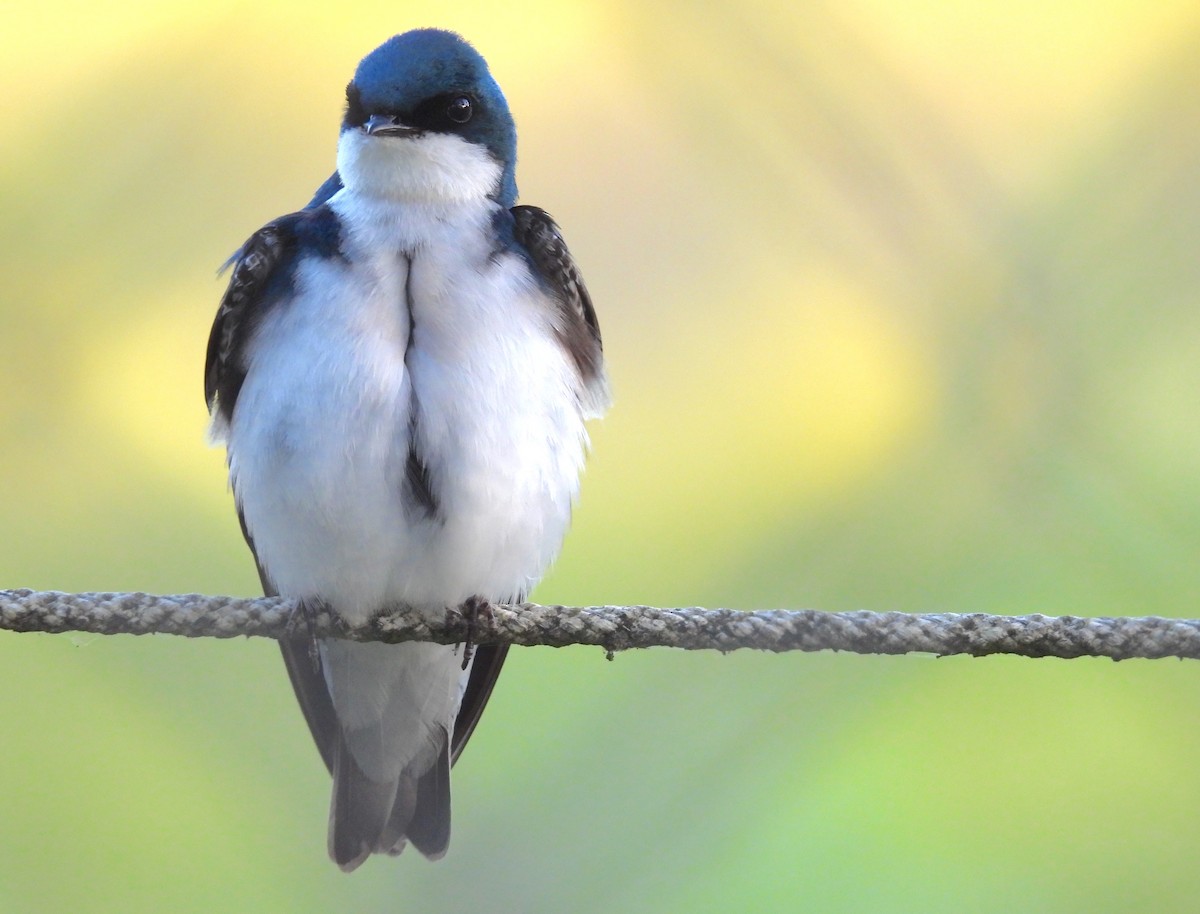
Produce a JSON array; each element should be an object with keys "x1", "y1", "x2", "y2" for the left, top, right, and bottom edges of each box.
[{"x1": 3, "y1": 1, "x2": 1200, "y2": 911}]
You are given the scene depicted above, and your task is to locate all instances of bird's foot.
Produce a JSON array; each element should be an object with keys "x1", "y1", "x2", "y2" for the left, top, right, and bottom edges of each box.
[{"x1": 456, "y1": 595, "x2": 495, "y2": 671}]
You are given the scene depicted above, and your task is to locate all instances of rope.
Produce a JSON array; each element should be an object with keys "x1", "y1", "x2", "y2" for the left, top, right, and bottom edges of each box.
[{"x1": 3, "y1": 589, "x2": 1198, "y2": 660}]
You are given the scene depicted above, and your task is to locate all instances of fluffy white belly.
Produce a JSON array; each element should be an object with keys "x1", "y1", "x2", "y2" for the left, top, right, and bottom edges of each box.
[{"x1": 224, "y1": 233, "x2": 587, "y2": 626}]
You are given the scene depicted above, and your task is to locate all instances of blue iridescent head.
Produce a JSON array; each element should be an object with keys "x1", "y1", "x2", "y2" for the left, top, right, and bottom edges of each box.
[{"x1": 338, "y1": 30, "x2": 518, "y2": 206}]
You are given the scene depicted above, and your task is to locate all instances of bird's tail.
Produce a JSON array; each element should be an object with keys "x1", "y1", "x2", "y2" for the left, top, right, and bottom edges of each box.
[{"x1": 329, "y1": 727, "x2": 452, "y2": 871}]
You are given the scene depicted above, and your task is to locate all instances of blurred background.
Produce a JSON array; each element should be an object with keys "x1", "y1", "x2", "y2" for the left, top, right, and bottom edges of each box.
[{"x1": 3, "y1": 0, "x2": 1200, "y2": 911}]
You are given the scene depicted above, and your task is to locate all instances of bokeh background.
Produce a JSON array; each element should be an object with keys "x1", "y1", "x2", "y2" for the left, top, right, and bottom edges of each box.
[{"x1": 3, "y1": 1, "x2": 1200, "y2": 911}]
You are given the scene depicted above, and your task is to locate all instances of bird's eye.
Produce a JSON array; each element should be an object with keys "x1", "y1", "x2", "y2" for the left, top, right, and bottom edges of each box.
[{"x1": 446, "y1": 95, "x2": 473, "y2": 124}]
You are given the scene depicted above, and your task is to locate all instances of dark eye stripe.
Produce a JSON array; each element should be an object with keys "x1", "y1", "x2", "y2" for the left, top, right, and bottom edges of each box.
[{"x1": 344, "y1": 83, "x2": 367, "y2": 127}]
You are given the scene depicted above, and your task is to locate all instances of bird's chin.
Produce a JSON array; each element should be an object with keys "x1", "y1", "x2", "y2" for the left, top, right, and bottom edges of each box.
[{"x1": 336, "y1": 129, "x2": 502, "y2": 203}]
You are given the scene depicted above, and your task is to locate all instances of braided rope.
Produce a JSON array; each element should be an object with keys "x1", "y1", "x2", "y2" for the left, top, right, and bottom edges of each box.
[{"x1": 3, "y1": 588, "x2": 1200, "y2": 660}]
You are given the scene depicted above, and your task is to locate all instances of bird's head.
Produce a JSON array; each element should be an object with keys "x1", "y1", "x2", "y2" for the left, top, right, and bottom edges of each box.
[{"x1": 336, "y1": 29, "x2": 517, "y2": 206}]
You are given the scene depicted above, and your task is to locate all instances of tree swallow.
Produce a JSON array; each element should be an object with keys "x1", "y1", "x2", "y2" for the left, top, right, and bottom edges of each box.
[{"x1": 204, "y1": 29, "x2": 608, "y2": 871}]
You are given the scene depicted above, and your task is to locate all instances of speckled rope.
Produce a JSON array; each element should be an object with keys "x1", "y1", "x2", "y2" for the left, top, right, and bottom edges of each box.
[{"x1": 3, "y1": 588, "x2": 1200, "y2": 660}]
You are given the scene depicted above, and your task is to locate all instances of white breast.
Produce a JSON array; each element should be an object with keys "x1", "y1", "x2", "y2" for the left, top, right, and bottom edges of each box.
[{"x1": 223, "y1": 191, "x2": 590, "y2": 626}]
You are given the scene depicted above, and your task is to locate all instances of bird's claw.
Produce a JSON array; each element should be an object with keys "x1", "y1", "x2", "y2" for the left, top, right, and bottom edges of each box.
[{"x1": 456, "y1": 595, "x2": 494, "y2": 671}]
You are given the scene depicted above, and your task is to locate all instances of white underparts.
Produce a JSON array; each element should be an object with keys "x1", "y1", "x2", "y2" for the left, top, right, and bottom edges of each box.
[
  {"x1": 226, "y1": 185, "x2": 590, "y2": 624},
  {"x1": 336, "y1": 129, "x2": 503, "y2": 203}
]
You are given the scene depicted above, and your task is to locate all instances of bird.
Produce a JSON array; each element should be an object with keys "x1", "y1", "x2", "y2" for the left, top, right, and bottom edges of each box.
[{"x1": 204, "y1": 29, "x2": 608, "y2": 871}]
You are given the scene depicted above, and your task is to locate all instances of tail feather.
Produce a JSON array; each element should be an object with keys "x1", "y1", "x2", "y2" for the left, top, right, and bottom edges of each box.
[
  {"x1": 329, "y1": 738, "x2": 401, "y2": 872},
  {"x1": 328, "y1": 727, "x2": 452, "y2": 871},
  {"x1": 402, "y1": 735, "x2": 452, "y2": 859},
  {"x1": 379, "y1": 774, "x2": 416, "y2": 857}
]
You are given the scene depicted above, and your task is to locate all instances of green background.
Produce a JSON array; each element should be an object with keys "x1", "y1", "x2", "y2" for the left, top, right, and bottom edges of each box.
[{"x1": 3, "y1": 1, "x2": 1200, "y2": 911}]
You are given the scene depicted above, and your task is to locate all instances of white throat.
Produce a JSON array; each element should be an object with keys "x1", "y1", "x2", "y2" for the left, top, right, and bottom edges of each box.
[{"x1": 336, "y1": 129, "x2": 502, "y2": 203}]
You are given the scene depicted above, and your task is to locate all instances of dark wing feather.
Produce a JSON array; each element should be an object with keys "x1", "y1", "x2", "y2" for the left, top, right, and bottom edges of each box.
[
  {"x1": 279, "y1": 634, "x2": 340, "y2": 775},
  {"x1": 206, "y1": 206, "x2": 344, "y2": 422},
  {"x1": 204, "y1": 222, "x2": 289, "y2": 424},
  {"x1": 451, "y1": 644, "x2": 510, "y2": 763},
  {"x1": 510, "y1": 205, "x2": 605, "y2": 394},
  {"x1": 238, "y1": 507, "x2": 341, "y2": 775}
]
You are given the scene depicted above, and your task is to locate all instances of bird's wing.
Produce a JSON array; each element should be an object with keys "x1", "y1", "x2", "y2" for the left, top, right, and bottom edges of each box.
[
  {"x1": 205, "y1": 220, "x2": 290, "y2": 426},
  {"x1": 510, "y1": 205, "x2": 609, "y2": 413},
  {"x1": 278, "y1": 617, "x2": 341, "y2": 776},
  {"x1": 205, "y1": 206, "x2": 341, "y2": 425},
  {"x1": 445, "y1": 207, "x2": 610, "y2": 761},
  {"x1": 242, "y1": 507, "x2": 342, "y2": 776},
  {"x1": 451, "y1": 642, "x2": 509, "y2": 763},
  {"x1": 206, "y1": 210, "x2": 345, "y2": 774}
]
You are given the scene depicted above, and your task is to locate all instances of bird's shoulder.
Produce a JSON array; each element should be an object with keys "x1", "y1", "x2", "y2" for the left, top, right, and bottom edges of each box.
[
  {"x1": 204, "y1": 205, "x2": 343, "y2": 425},
  {"x1": 506, "y1": 205, "x2": 607, "y2": 406}
]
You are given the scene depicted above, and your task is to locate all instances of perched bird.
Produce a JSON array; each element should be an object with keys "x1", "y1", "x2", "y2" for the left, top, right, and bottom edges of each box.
[{"x1": 204, "y1": 29, "x2": 608, "y2": 871}]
